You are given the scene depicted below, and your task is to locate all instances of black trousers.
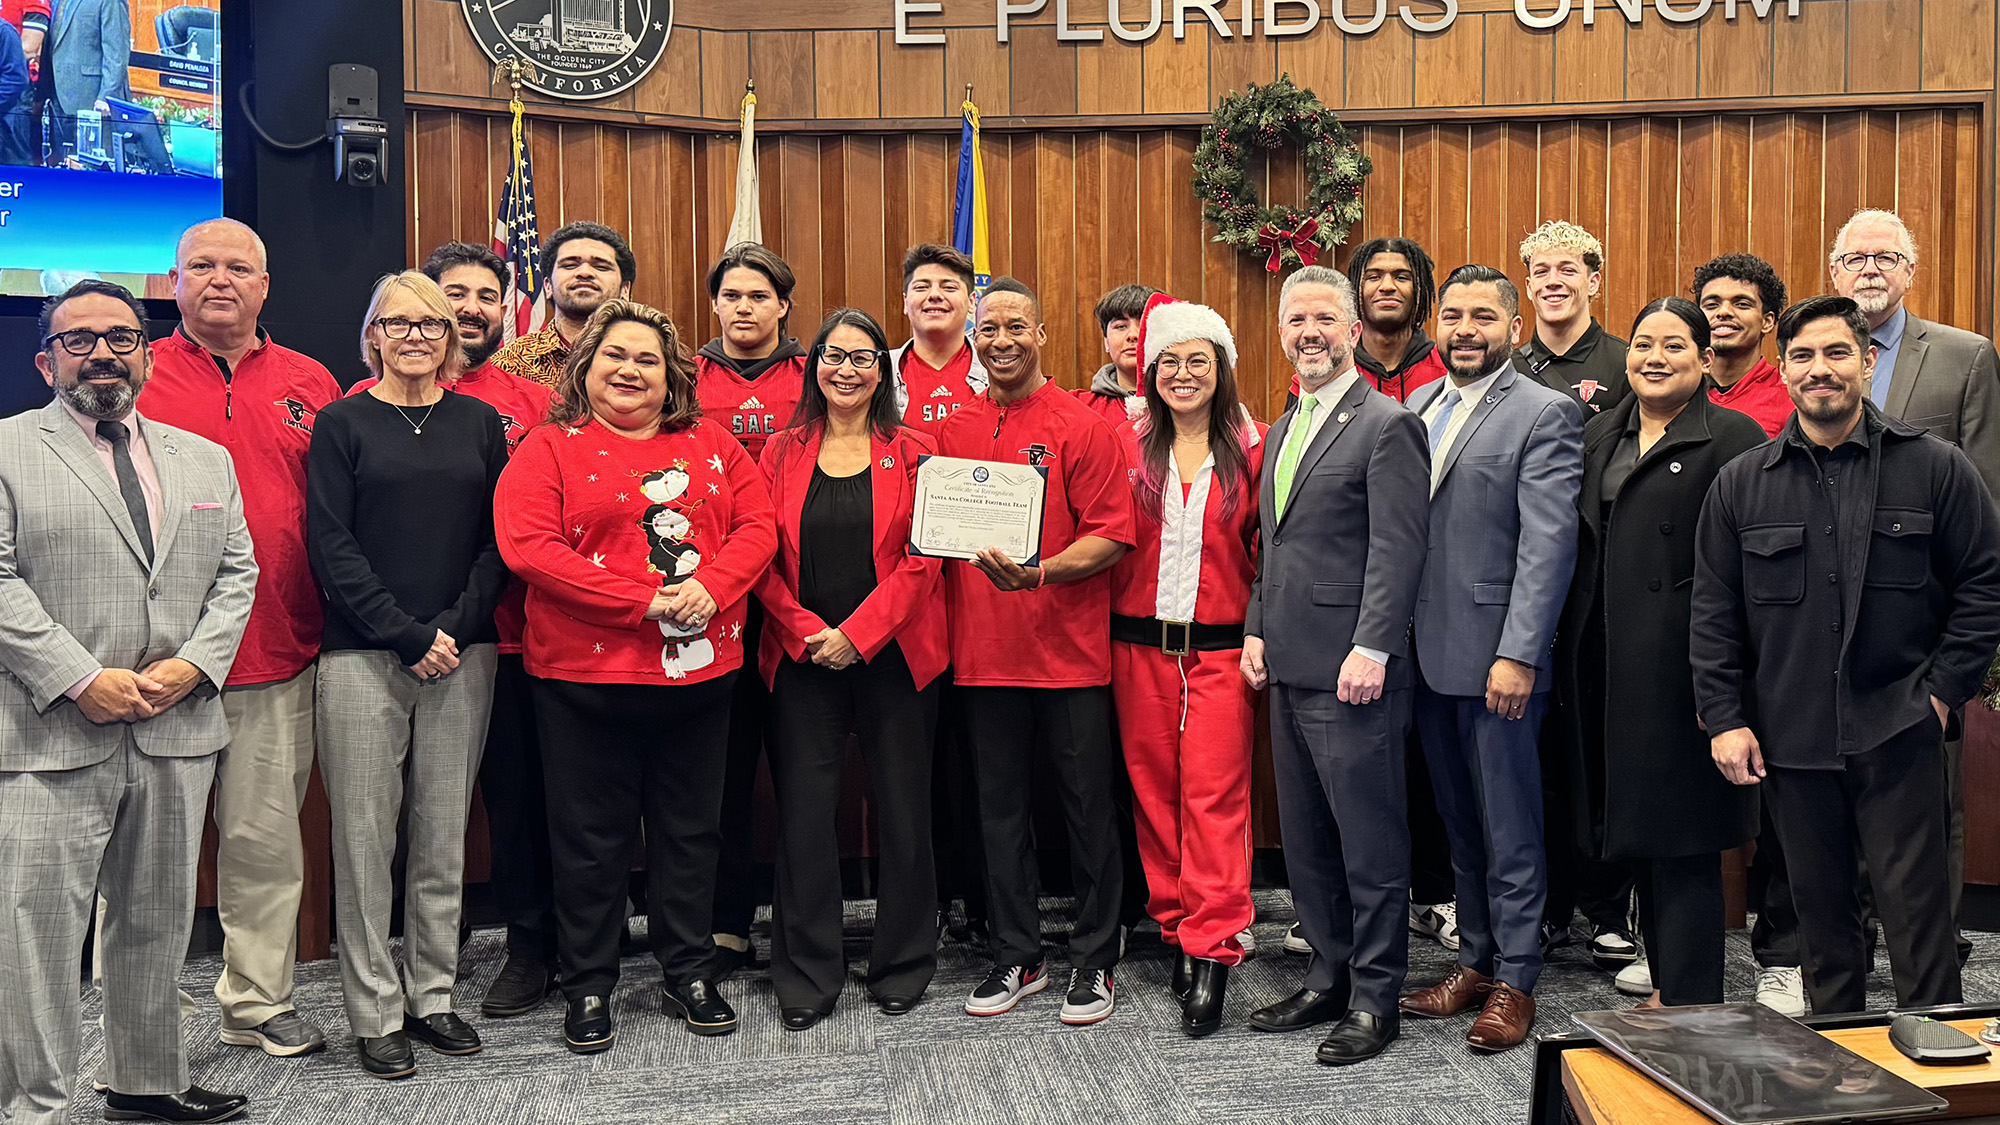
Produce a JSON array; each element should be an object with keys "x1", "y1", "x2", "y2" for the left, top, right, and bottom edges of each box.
[
  {"x1": 768, "y1": 647, "x2": 941, "y2": 1012},
  {"x1": 1747, "y1": 803, "x2": 1804, "y2": 969},
  {"x1": 963, "y1": 685, "x2": 1124, "y2": 971},
  {"x1": 1634, "y1": 852, "x2": 1724, "y2": 1006},
  {"x1": 1406, "y1": 727, "x2": 1455, "y2": 906},
  {"x1": 713, "y1": 603, "x2": 769, "y2": 939},
  {"x1": 930, "y1": 675, "x2": 989, "y2": 925},
  {"x1": 1763, "y1": 722, "x2": 1961, "y2": 1014},
  {"x1": 479, "y1": 654, "x2": 556, "y2": 961},
  {"x1": 534, "y1": 673, "x2": 736, "y2": 999}
]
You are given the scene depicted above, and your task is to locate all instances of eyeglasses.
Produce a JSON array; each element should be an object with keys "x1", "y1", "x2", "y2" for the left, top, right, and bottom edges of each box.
[
  {"x1": 820, "y1": 346, "x2": 883, "y2": 370},
  {"x1": 44, "y1": 327, "x2": 144, "y2": 356},
  {"x1": 1836, "y1": 251, "x2": 1909, "y2": 273},
  {"x1": 373, "y1": 316, "x2": 452, "y2": 340},
  {"x1": 1155, "y1": 355, "x2": 1215, "y2": 377}
]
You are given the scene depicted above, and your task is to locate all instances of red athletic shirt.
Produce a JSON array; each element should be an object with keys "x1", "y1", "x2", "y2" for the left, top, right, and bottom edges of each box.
[
  {"x1": 935, "y1": 379, "x2": 1138, "y2": 688},
  {"x1": 1709, "y1": 358, "x2": 1792, "y2": 438},
  {"x1": 493, "y1": 416, "x2": 777, "y2": 686},
  {"x1": 137, "y1": 330, "x2": 341, "y2": 685},
  {"x1": 899, "y1": 344, "x2": 980, "y2": 436},
  {"x1": 1077, "y1": 387, "x2": 1145, "y2": 429},
  {"x1": 1110, "y1": 420, "x2": 1267, "y2": 626},
  {"x1": 348, "y1": 362, "x2": 556, "y2": 652},
  {"x1": 693, "y1": 352, "x2": 807, "y2": 461}
]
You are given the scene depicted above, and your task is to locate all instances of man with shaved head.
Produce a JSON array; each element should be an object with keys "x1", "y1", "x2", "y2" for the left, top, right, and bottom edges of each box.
[{"x1": 134, "y1": 216, "x2": 341, "y2": 1058}]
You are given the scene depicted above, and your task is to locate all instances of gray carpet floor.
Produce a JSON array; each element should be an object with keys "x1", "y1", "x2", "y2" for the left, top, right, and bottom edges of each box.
[{"x1": 64, "y1": 891, "x2": 2000, "y2": 1124}]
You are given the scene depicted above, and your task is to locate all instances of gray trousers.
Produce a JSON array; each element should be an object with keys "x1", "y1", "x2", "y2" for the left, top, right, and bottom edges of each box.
[
  {"x1": 317, "y1": 644, "x2": 496, "y2": 1038},
  {"x1": 0, "y1": 736, "x2": 215, "y2": 1124}
]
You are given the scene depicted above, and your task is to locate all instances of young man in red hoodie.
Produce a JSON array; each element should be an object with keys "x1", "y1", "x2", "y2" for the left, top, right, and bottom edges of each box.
[
  {"x1": 135, "y1": 217, "x2": 341, "y2": 1059},
  {"x1": 939, "y1": 278, "x2": 1137, "y2": 1027},
  {"x1": 693, "y1": 242, "x2": 810, "y2": 975},
  {"x1": 1077, "y1": 284, "x2": 1158, "y2": 426}
]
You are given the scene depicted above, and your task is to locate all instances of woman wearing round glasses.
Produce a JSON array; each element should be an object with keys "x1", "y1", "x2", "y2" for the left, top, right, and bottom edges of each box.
[
  {"x1": 754, "y1": 309, "x2": 948, "y2": 1028},
  {"x1": 307, "y1": 270, "x2": 511, "y2": 1078}
]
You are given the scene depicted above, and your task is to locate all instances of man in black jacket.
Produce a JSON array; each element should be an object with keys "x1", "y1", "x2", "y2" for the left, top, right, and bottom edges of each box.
[{"x1": 1691, "y1": 295, "x2": 2000, "y2": 1014}]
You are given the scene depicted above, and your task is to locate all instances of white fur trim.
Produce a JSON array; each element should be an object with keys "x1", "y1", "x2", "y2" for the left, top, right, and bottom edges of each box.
[{"x1": 1142, "y1": 302, "x2": 1238, "y2": 372}]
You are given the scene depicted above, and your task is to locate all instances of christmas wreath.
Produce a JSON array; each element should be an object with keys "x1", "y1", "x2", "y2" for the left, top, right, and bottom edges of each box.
[{"x1": 1193, "y1": 75, "x2": 1371, "y2": 273}]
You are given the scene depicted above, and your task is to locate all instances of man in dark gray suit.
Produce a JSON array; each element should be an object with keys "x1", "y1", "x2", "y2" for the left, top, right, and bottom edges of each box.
[
  {"x1": 1398, "y1": 266, "x2": 1583, "y2": 1053},
  {"x1": 0, "y1": 281, "x2": 255, "y2": 1125},
  {"x1": 1829, "y1": 207, "x2": 2000, "y2": 967},
  {"x1": 1242, "y1": 266, "x2": 1430, "y2": 1065}
]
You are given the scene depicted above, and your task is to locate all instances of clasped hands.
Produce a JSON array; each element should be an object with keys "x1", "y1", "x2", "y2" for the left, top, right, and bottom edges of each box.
[
  {"x1": 644, "y1": 577, "x2": 718, "y2": 632},
  {"x1": 76, "y1": 658, "x2": 205, "y2": 724}
]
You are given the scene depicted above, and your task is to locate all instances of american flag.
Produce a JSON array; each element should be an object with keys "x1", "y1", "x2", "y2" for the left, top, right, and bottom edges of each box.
[{"x1": 492, "y1": 104, "x2": 546, "y2": 341}]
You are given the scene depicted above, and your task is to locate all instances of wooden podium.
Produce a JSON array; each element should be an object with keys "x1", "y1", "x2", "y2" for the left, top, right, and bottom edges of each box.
[{"x1": 1563, "y1": 1017, "x2": 2000, "y2": 1123}]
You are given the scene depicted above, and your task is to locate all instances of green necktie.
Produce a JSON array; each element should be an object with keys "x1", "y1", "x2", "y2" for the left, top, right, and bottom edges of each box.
[{"x1": 1273, "y1": 392, "x2": 1320, "y2": 523}]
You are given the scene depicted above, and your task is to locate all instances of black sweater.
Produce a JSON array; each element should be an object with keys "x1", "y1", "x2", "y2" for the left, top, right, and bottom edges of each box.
[{"x1": 307, "y1": 390, "x2": 510, "y2": 665}]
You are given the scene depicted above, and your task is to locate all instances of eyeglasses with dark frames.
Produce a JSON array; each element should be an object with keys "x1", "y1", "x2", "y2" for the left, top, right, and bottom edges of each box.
[
  {"x1": 44, "y1": 327, "x2": 145, "y2": 356},
  {"x1": 1836, "y1": 251, "x2": 1909, "y2": 273},
  {"x1": 373, "y1": 316, "x2": 453, "y2": 340},
  {"x1": 820, "y1": 346, "x2": 885, "y2": 370}
]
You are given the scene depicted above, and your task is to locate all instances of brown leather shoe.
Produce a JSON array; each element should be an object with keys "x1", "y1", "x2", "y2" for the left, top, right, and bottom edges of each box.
[
  {"x1": 1466, "y1": 981, "x2": 1536, "y2": 1051},
  {"x1": 1399, "y1": 964, "x2": 1493, "y2": 1019}
]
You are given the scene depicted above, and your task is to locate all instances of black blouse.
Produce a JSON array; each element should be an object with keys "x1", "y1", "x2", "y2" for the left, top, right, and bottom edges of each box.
[{"x1": 797, "y1": 465, "x2": 876, "y2": 627}]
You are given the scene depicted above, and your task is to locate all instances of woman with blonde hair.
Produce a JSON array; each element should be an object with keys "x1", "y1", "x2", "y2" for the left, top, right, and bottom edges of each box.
[
  {"x1": 495, "y1": 299, "x2": 777, "y2": 1052},
  {"x1": 308, "y1": 270, "x2": 511, "y2": 1078}
]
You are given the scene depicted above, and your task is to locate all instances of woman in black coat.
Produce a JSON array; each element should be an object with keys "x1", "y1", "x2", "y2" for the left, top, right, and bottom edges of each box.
[{"x1": 1554, "y1": 296, "x2": 1769, "y2": 1007}]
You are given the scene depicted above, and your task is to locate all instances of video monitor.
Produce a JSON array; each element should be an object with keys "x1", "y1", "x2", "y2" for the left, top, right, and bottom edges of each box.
[{"x1": 1, "y1": 0, "x2": 223, "y2": 298}]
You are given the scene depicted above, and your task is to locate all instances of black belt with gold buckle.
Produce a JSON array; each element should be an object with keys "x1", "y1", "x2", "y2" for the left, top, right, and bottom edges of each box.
[{"x1": 1110, "y1": 614, "x2": 1244, "y2": 655}]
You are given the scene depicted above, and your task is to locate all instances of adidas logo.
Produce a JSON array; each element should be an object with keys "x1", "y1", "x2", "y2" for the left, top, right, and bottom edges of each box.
[
  {"x1": 739, "y1": 396, "x2": 765, "y2": 410},
  {"x1": 930, "y1": 385, "x2": 953, "y2": 398}
]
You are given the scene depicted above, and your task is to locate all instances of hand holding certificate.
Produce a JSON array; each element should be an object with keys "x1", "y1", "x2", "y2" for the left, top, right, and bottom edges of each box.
[{"x1": 910, "y1": 455, "x2": 1049, "y2": 567}]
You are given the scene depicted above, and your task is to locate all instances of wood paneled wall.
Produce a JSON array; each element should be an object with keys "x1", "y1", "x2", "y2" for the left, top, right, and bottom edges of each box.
[
  {"x1": 408, "y1": 106, "x2": 1987, "y2": 422},
  {"x1": 405, "y1": 0, "x2": 1997, "y2": 125}
]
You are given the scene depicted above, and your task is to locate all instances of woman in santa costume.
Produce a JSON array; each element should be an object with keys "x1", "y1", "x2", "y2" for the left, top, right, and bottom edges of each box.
[{"x1": 1108, "y1": 300, "x2": 1266, "y2": 1037}]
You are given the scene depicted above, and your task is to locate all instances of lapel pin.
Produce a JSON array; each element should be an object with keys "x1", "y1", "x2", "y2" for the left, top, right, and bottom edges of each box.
[
  {"x1": 1336, "y1": 411, "x2": 1351, "y2": 425},
  {"x1": 1670, "y1": 461, "x2": 1683, "y2": 473},
  {"x1": 880, "y1": 456, "x2": 894, "y2": 469}
]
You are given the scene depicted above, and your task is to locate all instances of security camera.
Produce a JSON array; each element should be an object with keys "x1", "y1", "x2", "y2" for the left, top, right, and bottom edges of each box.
[{"x1": 326, "y1": 64, "x2": 387, "y2": 188}]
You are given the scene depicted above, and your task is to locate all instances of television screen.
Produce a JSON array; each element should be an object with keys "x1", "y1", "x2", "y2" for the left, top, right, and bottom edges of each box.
[{"x1": 2, "y1": 0, "x2": 222, "y2": 298}]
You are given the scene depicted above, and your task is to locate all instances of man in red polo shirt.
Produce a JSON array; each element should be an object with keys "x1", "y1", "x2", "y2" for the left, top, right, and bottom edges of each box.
[
  {"x1": 1695, "y1": 253, "x2": 1793, "y2": 438},
  {"x1": 937, "y1": 278, "x2": 1136, "y2": 1027},
  {"x1": 891, "y1": 243, "x2": 989, "y2": 437},
  {"x1": 134, "y1": 217, "x2": 341, "y2": 1058}
]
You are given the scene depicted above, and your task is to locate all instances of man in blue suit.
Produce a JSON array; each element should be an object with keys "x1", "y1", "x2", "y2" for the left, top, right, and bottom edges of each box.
[{"x1": 1399, "y1": 265, "x2": 1583, "y2": 1052}]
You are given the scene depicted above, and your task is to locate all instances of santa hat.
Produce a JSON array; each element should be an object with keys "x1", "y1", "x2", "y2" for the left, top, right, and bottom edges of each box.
[{"x1": 1140, "y1": 298, "x2": 1239, "y2": 372}]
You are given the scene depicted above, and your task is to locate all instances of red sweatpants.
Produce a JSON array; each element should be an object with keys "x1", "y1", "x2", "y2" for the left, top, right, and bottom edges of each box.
[{"x1": 1111, "y1": 642, "x2": 1256, "y2": 964}]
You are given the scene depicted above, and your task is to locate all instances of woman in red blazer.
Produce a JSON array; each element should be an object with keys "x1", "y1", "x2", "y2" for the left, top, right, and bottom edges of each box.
[
  {"x1": 755, "y1": 308, "x2": 948, "y2": 1029},
  {"x1": 1107, "y1": 301, "x2": 1266, "y2": 1038}
]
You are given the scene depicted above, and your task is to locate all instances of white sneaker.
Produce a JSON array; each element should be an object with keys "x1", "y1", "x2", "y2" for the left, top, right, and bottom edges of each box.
[
  {"x1": 1282, "y1": 922, "x2": 1312, "y2": 955},
  {"x1": 964, "y1": 959, "x2": 1049, "y2": 1016},
  {"x1": 1614, "y1": 959, "x2": 1653, "y2": 997},
  {"x1": 1756, "y1": 966, "x2": 1808, "y2": 1018},
  {"x1": 1236, "y1": 927, "x2": 1258, "y2": 960},
  {"x1": 1409, "y1": 901, "x2": 1462, "y2": 952},
  {"x1": 1058, "y1": 968, "x2": 1116, "y2": 1026}
]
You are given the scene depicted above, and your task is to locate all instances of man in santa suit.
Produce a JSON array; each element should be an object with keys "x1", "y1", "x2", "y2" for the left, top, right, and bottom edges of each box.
[
  {"x1": 1106, "y1": 299, "x2": 1265, "y2": 1038},
  {"x1": 938, "y1": 277, "x2": 1136, "y2": 1027},
  {"x1": 1243, "y1": 266, "x2": 1431, "y2": 1065}
]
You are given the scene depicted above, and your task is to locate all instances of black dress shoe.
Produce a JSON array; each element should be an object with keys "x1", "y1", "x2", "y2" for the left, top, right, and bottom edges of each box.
[
  {"x1": 103, "y1": 1086, "x2": 249, "y2": 1123},
  {"x1": 876, "y1": 994, "x2": 921, "y2": 1015},
  {"x1": 780, "y1": 1006, "x2": 824, "y2": 1031},
  {"x1": 482, "y1": 949, "x2": 557, "y2": 1018},
  {"x1": 1249, "y1": 987, "x2": 1348, "y2": 1033},
  {"x1": 355, "y1": 1032, "x2": 417, "y2": 1080},
  {"x1": 1316, "y1": 1010, "x2": 1399, "y2": 1065},
  {"x1": 564, "y1": 995, "x2": 615, "y2": 1054},
  {"x1": 662, "y1": 979, "x2": 739, "y2": 1036},
  {"x1": 403, "y1": 1011, "x2": 482, "y2": 1056},
  {"x1": 1182, "y1": 960, "x2": 1228, "y2": 1038},
  {"x1": 1171, "y1": 953, "x2": 1195, "y2": 1003}
]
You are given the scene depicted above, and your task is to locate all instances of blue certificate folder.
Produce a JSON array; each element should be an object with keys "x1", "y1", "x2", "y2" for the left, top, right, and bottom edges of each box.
[{"x1": 1573, "y1": 1004, "x2": 1949, "y2": 1124}]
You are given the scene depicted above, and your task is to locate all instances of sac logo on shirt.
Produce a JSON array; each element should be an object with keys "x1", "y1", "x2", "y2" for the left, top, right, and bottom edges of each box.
[
  {"x1": 732, "y1": 395, "x2": 776, "y2": 439},
  {"x1": 922, "y1": 385, "x2": 966, "y2": 424}
]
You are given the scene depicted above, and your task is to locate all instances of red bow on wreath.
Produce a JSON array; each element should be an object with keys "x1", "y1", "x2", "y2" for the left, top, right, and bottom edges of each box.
[{"x1": 1256, "y1": 217, "x2": 1321, "y2": 273}]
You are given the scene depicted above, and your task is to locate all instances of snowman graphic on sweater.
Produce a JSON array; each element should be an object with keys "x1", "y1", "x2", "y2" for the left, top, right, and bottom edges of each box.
[{"x1": 638, "y1": 463, "x2": 713, "y2": 678}]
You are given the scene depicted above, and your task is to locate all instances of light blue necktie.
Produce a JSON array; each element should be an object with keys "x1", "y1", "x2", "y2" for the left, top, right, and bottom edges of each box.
[{"x1": 1427, "y1": 388, "x2": 1460, "y2": 450}]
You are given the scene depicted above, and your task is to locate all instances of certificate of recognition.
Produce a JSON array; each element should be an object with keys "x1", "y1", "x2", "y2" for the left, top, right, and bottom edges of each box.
[{"x1": 910, "y1": 455, "x2": 1049, "y2": 566}]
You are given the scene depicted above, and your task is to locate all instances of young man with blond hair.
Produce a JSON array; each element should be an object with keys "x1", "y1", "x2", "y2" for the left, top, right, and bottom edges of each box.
[{"x1": 1514, "y1": 221, "x2": 1628, "y2": 418}]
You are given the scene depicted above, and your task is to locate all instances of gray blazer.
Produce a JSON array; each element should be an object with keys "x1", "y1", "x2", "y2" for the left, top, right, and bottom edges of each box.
[
  {"x1": 48, "y1": 0, "x2": 131, "y2": 115},
  {"x1": 1882, "y1": 312, "x2": 2000, "y2": 505},
  {"x1": 1406, "y1": 366, "x2": 1584, "y2": 697},
  {"x1": 1245, "y1": 376, "x2": 1431, "y2": 693},
  {"x1": 0, "y1": 400, "x2": 256, "y2": 770}
]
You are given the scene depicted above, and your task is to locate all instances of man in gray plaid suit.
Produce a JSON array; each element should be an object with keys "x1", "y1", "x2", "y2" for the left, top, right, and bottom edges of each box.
[{"x1": 0, "y1": 281, "x2": 256, "y2": 1124}]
